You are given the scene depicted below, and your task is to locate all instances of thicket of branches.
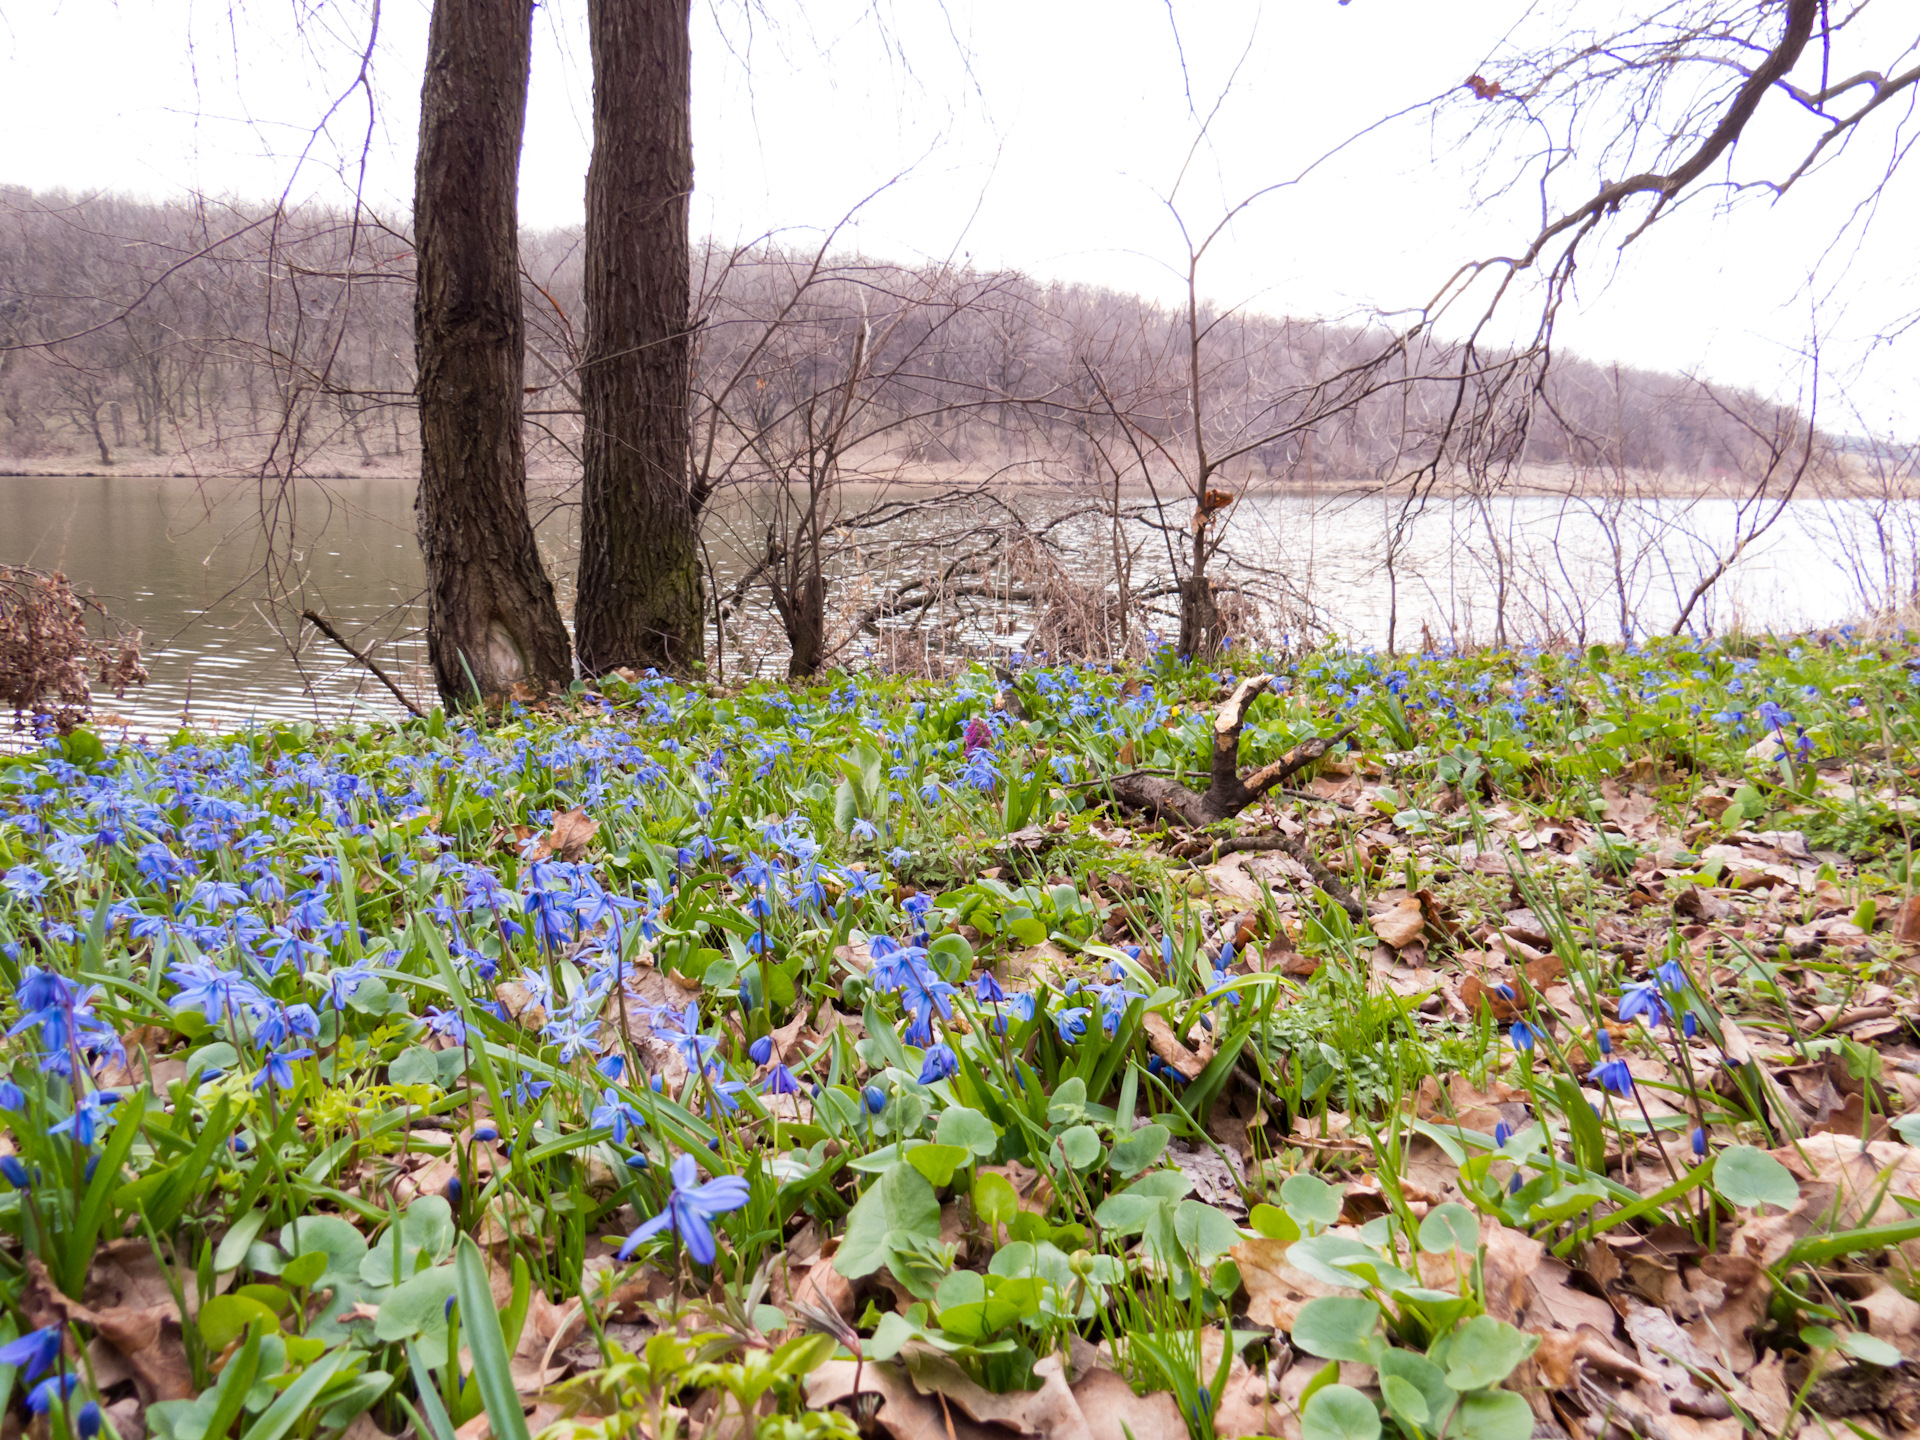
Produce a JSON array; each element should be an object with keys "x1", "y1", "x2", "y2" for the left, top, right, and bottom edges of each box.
[{"x1": 0, "y1": 187, "x2": 1816, "y2": 486}]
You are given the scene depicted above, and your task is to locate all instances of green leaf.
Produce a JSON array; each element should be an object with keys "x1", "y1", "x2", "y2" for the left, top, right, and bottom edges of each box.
[
  {"x1": 1055, "y1": 1125, "x2": 1104, "y2": 1171},
  {"x1": 1250, "y1": 1203, "x2": 1302, "y2": 1242},
  {"x1": 1553, "y1": 1076, "x2": 1608, "y2": 1174},
  {"x1": 1107, "y1": 1123, "x2": 1171, "y2": 1178},
  {"x1": 973, "y1": 1171, "x2": 1018, "y2": 1228},
  {"x1": 1713, "y1": 1145, "x2": 1800, "y2": 1210},
  {"x1": 1287, "y1": 1233, "x2": 1398, "y2": 1292},
  {"x1": 1443, "y1": 1316, "x2": 1539, "y2": 1391},
  {"x1": 905, "y1": 1144, "x2": 972, "y2": 1188},
  {"x1": 1450, "y1": 1390, "x2": 1535, "y2": 1440},
  {"x1": 1302, "y1": 1384, "x2": 1382, "y2": 1440},
  {"x1": 836, "y1": 1162, "x2": 942, "y2": 1279},
  {"x1": 214, "y1": 1211, "x2": 270, "y2": 1273},
  {"x1": 455, "y1": 1233, "x2": 533, "y2": 1440},
  {"x1": 198, "y1": 1295, "x2": 280, "y2": 1350},
  {"x1": 243, "y1": 1347, "x2": 355, "y2": 1440},
  {"x1": 1173, "y1": 1200, "x2": 1240, "y2": 1267},
  {"x1": 374, "y1": 1267, "x2": 459, "y2": 1342},
  {"x1": 936, "y1": 1106, "x2": 999, "y2": 1157},
  {"x1": 1282, "y1": 1172, "x2": 1345, "y2": 1229},
  {"x1": 1008, "y1": 916, "x2": 1048, "y2": 946},
  {"x1": 281, "y1": 1250, "x2": 329, "y2": 1289},
  {"x1": 1839, "y1": 1331, "x2": 1904, "y2": 1367},
  {"x1": 1381, "y1": 1376, "x2": 1429, "y2": 1428},
  {"x1": 1379, "y1": 1348, "x2": 1455, "y2": 1434},
  {"x1": 1418, "y1": 1203, "x2": 1480, "y2": 1255},
  {"x1": 1291, "y1": 1297, "x2": 1383, "y2": 1362},
  {"x1": 833, "y1": 779, "x2": 860, "y2": 833}
]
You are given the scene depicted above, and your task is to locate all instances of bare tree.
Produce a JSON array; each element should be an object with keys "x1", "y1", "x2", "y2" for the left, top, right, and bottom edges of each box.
[{"x1": 412, "y1": 0, "x2": 574, "y2": 704}]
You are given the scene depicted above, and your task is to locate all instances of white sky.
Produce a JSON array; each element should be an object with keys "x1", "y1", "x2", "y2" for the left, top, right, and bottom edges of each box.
[{"x1": 4, "y1": 0, "x2": 1915, "y2": 434}]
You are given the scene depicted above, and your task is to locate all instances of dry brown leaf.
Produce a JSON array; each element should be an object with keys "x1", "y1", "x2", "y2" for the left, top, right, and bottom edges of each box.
[
  {"x1": 1895, "y1": 895, "x2": 1920, "y2": 946},
  {"x1": 1373, "y1": 895, "x2": 1427, "y2": 948},
  {"x1": 806, "y1": 1359, "x2": 1009, "y2": 1440},
  {"x1": 979, "y1": 1160, "x2": 1056, "y2": 1217},
  {"x1": 1142, "y1": 1011, "x2": 1215, "y2": 1080},
  {"x1": 531, "y1": 807, "x2": 598, "y2": 863},
  {"x1": 1069, "y1": 1366, "x2": 1189, "y2": 1440},
  {"x1": 1232, "y1": 1237, "x2": 1345, "y2": 1331}
]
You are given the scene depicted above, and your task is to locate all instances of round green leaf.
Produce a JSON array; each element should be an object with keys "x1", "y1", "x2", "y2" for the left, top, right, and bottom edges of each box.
[
  {"x1": 1450, "y1": 1390, "x2": 1534, "y2": 1440},
  {"x1": 1713, "y1": 1146, "x2": 1800, "y2": 1211},
  {"x1": 1418, "y1": 1203, "x2": 1480, "y2": 1256},
  {"x1": 1108, "y1": 1124, "x2": 1171, "y2": 1178},
  {"x1": 1302, "y1": 1384, "x2": 1382, "y2": 1440},
  {"x1": 936, "y1": 1106, "x2": 999, "y2": 1158},
  {"x1": 973, "y1": 1171, "x2": 1018, "y2": 1228},
  {"x1": 1173, "y1": 1200, "x2": 1239, "y2": 1266},
  {"x1": 1381, "y1": 1376, "x2": 1430, "y2": 1428},
  {"x1": 1839, "y1": 1331, "x2": 1903, "y2": 1367},
  {"x1": 1056, "y1": 1125, "x2": 1104, "y2": 1171},
  {"x1": 199, "y1": 1295, "x2": 280, "y2": 1350},
  {"x1": 1443, "y1": 1316, "x2": 1538, "y2": 1391},
  {"x1": 280, "y1": 1250, "x2": 329, "y2": 1290},
  {"x1": 1291, "y1": 1296, "x2": 1383, "y2": 1362},
  {"x1": 1250, "y1": 1203, "x2": 1302, "y2": 1242},
  {"x1": 836, "y1": 1162, "x2": 942, "y2": 1279},
  {"x1": 905, "y1": 1143, "x2": 972, "y2": 1187},
  {"x1": 1282, "y1": 1173, "x2": 1345, "y2": 1229}
]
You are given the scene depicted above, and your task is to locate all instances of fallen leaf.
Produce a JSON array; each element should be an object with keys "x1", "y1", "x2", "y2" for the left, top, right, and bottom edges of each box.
[
  {"x1": 1373, "y1": 895, "x2": 1426, "y2": 948},
  {"x1": 531, "y1": 807, "x2": 598, "y2": 863},
  {"x1": 1143, "y1": 1012, "x2": 1214, "y2": 1080},
  {"x1": 1232, "y1": 1236, "x2": 1345, "y2": 1331}
]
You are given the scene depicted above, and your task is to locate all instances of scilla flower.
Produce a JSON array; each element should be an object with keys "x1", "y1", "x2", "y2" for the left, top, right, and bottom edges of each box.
[
  {"x1": 917, "y1": 1043, "x2": 958, "y2": 1084},
  {"x1": 616, "y1": 1154, "x2": 750, "y2": 1266}
]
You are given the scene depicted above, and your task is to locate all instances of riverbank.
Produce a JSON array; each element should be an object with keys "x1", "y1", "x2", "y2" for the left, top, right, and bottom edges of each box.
[{"x1": 2, "y1": 637, "x2": 1919, "y2": 1437}]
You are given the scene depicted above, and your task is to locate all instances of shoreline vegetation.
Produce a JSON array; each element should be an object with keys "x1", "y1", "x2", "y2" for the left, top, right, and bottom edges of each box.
[
  {"x1": 2, "y1": 455, "x2": 1907, "y2": 503},
  {"x1": 3, "y1": 633, "x2": 1920, "y2": 1438}
]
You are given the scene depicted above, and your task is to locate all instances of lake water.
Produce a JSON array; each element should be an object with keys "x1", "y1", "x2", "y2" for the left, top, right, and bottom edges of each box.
[{"x1": 0, "y1": 472, "x2": 1888, "y2": 736}]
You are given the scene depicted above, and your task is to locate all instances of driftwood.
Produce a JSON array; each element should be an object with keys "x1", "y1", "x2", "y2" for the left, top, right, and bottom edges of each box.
[{"x1": 1108, "y1": 674, "x2": 1353, "y2": 826}]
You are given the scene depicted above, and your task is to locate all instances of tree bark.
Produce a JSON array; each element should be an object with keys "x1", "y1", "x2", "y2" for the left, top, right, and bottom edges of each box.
[
  {"x1": 413, "y1": 0, "x2": 573, "y2": 706},
  {"x1": 576, "y1": 0, "x2": 704, "y2": 676}
]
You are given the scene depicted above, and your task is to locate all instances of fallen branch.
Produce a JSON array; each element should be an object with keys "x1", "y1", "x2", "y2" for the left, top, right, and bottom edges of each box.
[
  {"x1": 1107, "y1": 675, "x2": 1354, "y2": 826},
  {"x1": 1172, "y1": 832, "x2": 1362, "y2": 920},
  {"x1": 302, "y1": 611, "x2": 426, "y2": 719}
]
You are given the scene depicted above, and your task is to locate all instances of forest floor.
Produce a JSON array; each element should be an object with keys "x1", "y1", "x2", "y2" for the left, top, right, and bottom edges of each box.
[{"x1": 2, "y1": 634, "x2": 1920, "y2": 1440}]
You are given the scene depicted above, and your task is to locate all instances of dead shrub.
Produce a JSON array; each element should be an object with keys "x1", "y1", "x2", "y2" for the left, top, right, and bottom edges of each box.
[{"x1": 0, "y1": 565, "x2": 148, "y2": 733}]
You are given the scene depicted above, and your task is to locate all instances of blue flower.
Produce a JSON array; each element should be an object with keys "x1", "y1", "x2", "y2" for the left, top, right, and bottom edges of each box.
[
  {"x1": 251, "y1": 1049, "x2": 313, "y2": 1092},
  {"x1": 656, "y1": 1003, "x2": 719, "y2": 1074},
  {"x1": 972, "y1": 971, "x2": 1006, "y2": 1004},
  {"x1": 1053, "y1": 1006, "x2": 1091, "y2": 1044},
  {"x1": 1590, "y1": 1058, "x2": 1635, "y2": 1096},
  {"x1": 762, "y1": 1063, "x2": 801, "y2": 1095},
  {"x1": 1619, "y1": 981, "x2": 1667, "y2": 1027},
  {"x1": 1655, "y1": 959, "x2": 1688, "y2": 992},
  {"x1": 862, "y1": 1084, "x2": 888, "y2": 1115},
  {"x1": 49, "y1": 1089, "x2": 120, "y2": 1146},
  {"x1": 25, "y1": 1374, "x2": 81, "y2": 1415},
  {"x1": 918, "y1": 1043, "x2": 959, "y2": 1084},
  {"x1": 0, "y1": 1155, "x2": 31, "y2": 1190},
  {"x1": 1692, "y1": 1127, "x2": 1708, "y2": 1157},
  {"x1": 748, "y1": 1035, "x2": 773, "y2": 1065},
  {"x1": 616, "y1": 1153, "x2": 751, "y2": 1266},
  {"x1": 591, "y1": 1088, "x2": 647, "y2": 1145},
  {"x1": 1509, "y1": 1021, "x2": 1535, "y2": 1051},
  {"x1": 0, "y1": 1325, "x2": 63, "y2": 1383}
]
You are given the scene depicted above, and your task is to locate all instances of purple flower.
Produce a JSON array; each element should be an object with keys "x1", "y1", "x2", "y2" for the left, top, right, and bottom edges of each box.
[
  {"x1": 972, "y1": 971, "x2": 1007, "y2": 1004},
  {"x1": 616, "y1": 1153, "x2": 751, "y2": 1266},
  {"x1": 762, "y1": 1063, "x2": 801, "y2": 1095},
  {"x1": 251, "y1": 1048, "x2": 313, "y2": 1092}
]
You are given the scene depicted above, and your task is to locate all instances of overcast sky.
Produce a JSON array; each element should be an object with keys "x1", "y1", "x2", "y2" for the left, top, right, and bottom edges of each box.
[{"x1": 5, "y1": 0, "x2": 1915, "y2": 433}]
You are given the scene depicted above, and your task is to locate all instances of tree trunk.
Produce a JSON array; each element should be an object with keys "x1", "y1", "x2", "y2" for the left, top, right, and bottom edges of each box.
[
  {"x1": 772, "y1": 570, "x2": 827, "y2": 679},
  {"x1": 412, "y1": 0, "x2": 573, "y2": 707},
  {"x1": 575, "y1": 0, "x2": 703, "y2": 676}
]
